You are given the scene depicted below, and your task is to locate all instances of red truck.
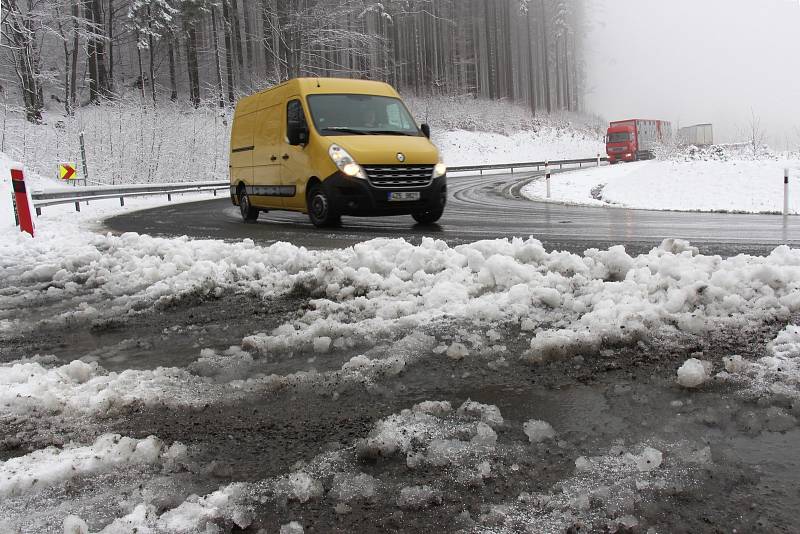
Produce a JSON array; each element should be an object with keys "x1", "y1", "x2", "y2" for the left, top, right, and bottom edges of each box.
[{"x1": 606, "y1": 119, "x2": 672, "y2": 164}]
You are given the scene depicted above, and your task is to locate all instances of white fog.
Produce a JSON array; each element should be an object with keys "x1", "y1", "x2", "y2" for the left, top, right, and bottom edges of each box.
[{"x1": 585, "y1": 0, "x2": 800, "y2": 147}]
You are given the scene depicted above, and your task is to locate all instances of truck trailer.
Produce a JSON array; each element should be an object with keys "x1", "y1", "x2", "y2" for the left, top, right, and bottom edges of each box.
[
  {"x1": 606, "y1": 119, "x2": 672, "y2": 164},
  {"x1": 678, "y1": 124, "x2": 714, "y2": 146}
]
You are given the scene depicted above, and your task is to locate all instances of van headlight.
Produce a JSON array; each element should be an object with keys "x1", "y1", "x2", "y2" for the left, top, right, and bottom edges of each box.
[
  {"x1": 433, "y1": 162, "x2": 447, "y2": 178},
  {"x1": 329, "y1": 144, "x2": 367, "y2": 179}
]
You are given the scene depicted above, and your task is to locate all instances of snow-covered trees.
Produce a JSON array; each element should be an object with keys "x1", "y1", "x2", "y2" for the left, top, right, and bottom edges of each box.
[{"x1": 1, "y1": 0, "x2": 585, "y2": 121}]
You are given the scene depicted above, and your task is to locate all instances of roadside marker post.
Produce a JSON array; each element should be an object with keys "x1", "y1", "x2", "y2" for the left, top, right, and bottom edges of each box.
[
  {"x1": 10, "y1": 167, "x2": 36, "y2": 236},
  {"x1": 545, "y1": 160, "x2": 551, "y2": 199},
  {"x1": 785, "y1": 168, "x2": 790, "y2": 216},
  {"x1": 597, "y1": 153, "x2": 601, "y2": 167}
]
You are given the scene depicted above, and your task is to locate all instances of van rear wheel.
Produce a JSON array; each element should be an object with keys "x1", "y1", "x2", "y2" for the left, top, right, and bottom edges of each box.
[
  {"x1": 238, "y1": 185, "x2": 259, "y2": 223},
  {"x1": 307, "y1": 184, "x2": 340, "y2": 228},
  {"x1": 412, "y1": 208, "x2": 444, "y2": 225}
]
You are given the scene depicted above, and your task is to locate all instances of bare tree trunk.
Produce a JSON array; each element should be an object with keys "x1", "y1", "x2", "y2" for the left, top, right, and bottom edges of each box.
[
  {"x1": 527, "y1": 8, "x2": 537, "y2": 116},
  {"x1": 540, "y1": 0, "x2": 551, "y2": 113},
  {"x1": 168, "y1": 40, "x2": 178, "y2": 102},
  {"x1": 221, "y1": 0, "x2": 236, "y2": 103},
  {"x1": 211, "y1": 6, "x2": 227, "y2": 108},
  {"x1": 107, "y1": 0, "x2": 115, "y2": 92},
  {"x1": 70, "y1": 2, "x2": 80, "y2": 110},
  {"x1": 185, "y1": 27, "x2": 200, "y2": 107},
  {"x1": 88, "y1": 0, "x2": 110, "y2": 101}
]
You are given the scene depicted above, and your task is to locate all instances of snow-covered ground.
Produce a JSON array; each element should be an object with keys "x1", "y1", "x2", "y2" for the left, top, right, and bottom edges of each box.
[
  {"x1": 522, "y1": 158, "x2": 800, "y2": 214},
  {"x1": 436, "y1": 129, "x2": 603, "y2": 167},
  {"x1": 4, "y1": 202, "x2": 800, "y2": 530}
]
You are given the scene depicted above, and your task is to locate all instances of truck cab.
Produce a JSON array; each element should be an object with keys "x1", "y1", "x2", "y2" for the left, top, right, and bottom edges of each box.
[{"x1": 606, "y1": 125, "x2": 637, "y2": 164}]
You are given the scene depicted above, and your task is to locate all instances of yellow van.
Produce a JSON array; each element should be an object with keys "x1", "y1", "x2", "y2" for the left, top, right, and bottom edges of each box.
[{"x1": 229, "y1": 78, "x2": 447, "y2": 227}]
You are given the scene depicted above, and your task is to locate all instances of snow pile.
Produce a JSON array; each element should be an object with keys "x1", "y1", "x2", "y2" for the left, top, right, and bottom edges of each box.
[
  {"x1": 94, "y1": 483, "x2": 252, "y2": 534},
  {"x1": 521, "y1": 158, "x2": 800, "y2": 213},
  {"x1": 0, "y1": 359, "x2": 234, "y2": 416},
  {"x1": 0, "y1": 434, "x2": 183, "y2": 498},
  {"x1": 358, "y1": 400, "x2": 502, "y2": 474},
  {"x1": 720, "y1": 323, "x2": 800, "y2": 399},
  {"x1": 6, "y1": 226, "x2": 800, "y2": 399},
  {"x1": 480, "y1": 443, "x2": 693, "y2": 533},
  {"x1": 397, "y1": 485, "x2": 443, "y2": 510},
  {"x1": 329, "y1": 472, "x2": 379, "y2": 502},
  {"x1": 523, "y1": 420, "x2": 557, "y2": 443},
  {"x1": 676, "y1": 358, "x2": 713, "y2": 389}
]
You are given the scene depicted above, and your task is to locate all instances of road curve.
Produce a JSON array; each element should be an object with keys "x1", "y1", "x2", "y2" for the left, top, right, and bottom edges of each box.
[{"x1": 106, "y1": 170, "x2": 800, "y2": 256}]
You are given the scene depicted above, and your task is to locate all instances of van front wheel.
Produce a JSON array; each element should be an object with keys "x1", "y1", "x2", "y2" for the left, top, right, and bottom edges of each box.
[
  {"x1": 412, "y1": 208, "x2": 444, "y2": 225},
  {"x1": 238, "y1": 185, "x2": 259, "y2": 223},
  {"x1": 307, "y1": 184, "x2": 341, "y2": 228}
]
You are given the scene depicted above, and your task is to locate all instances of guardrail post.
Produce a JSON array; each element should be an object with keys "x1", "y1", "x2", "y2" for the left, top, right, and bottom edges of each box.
[
  {"x1": 36, "y1": 207, "x2": 42, "y2": 216},
  {"x1": 120, "y1": 197, "x2": 125, "y2": 207},
  {"x1": 167, "y1": 193, "x2": 172, "y2": 201},
  {"x1": 213, "y1": 189, "x2": 217, "y2": 197},
  {"x1": 74, "y1": 201, "x2": 80, "y2": 212},
  {"x1": 785, "y1": 168, "x2": 790, "y2": 216}
]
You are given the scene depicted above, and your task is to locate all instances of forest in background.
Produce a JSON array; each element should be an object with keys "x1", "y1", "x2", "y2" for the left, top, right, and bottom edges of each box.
[{"x1": 1, "y1": 0, "x2": 585, "y2": 122}]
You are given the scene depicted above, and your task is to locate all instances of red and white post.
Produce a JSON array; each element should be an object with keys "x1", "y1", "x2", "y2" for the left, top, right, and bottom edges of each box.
[
  {"x1": 11, "y1": 167, "x2": 35, "y2": 237},
  {"x1": 785, "y1": 168, "x2": 790, "y2": 217}
]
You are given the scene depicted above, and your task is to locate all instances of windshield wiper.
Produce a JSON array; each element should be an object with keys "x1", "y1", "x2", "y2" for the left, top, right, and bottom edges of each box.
[
  {"x1": 365, "y1": 130, "x2": 418, "y2": 136},
  {"x1": 320, "y1": 127, "x2": 370, "y2": 135}
]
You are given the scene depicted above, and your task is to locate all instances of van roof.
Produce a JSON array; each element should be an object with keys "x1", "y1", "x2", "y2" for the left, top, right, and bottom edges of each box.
[{"x1": 236, "y1": 77, "x2": 399, "y2": 115}]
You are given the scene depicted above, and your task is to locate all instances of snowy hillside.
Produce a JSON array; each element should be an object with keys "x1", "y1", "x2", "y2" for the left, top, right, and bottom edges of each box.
[{"x1": 2, "y1": 99, "x2": 603, "y2": 190}]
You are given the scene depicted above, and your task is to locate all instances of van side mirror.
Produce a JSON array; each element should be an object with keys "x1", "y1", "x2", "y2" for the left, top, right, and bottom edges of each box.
[
  {"x1": 288, "y1": 124, "x2": 309, "y2": 146},
  {"x1": 421, "y1": 123, "x2": 431, "y2": 139}
]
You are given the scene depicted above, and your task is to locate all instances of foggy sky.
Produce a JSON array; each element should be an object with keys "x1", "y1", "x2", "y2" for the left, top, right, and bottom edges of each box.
[{"x1": 583, "y1": 0, "x2": 800, "y2": 147}]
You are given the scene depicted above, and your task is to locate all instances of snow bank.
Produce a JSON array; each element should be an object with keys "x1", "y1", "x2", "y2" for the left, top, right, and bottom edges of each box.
[
  {"x1": 0, "y1": 434, "x2": 182, "y2": 498},
  {"x1": 7, "y1": 222, "x2": 800, "y2": 416},
  {"x1": 521, "y1": 158, "x2": 800, "y2": 214}
]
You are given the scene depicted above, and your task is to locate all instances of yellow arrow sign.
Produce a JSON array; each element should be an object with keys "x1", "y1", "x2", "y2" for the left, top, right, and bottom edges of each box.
[{"x1": 59, "y1": 163, "x2": 78, "y2": 180}]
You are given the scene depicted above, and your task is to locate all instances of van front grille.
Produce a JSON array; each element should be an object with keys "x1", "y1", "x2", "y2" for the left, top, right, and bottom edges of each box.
[{"x1": 363, "y1": 165, "x2": 434, "y2": 189}]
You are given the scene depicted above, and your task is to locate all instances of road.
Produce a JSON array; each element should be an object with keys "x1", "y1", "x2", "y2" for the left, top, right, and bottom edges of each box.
[{"x1": 106, "y1": 170, "x2": 800, "y2": 256}]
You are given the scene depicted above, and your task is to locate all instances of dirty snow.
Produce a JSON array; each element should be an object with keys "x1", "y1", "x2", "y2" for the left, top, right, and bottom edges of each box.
[{"x1": 0, "y1": 434, "x2": 178, "y2": 498}]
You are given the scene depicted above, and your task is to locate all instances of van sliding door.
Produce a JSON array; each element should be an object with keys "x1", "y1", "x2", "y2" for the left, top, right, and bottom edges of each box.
[{"x1": 252, "y1": 105, "x2": 283, "y2": 208}]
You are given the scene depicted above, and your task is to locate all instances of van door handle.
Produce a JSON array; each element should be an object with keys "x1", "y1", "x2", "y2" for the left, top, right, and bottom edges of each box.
[
  {"x1": 270, "y1": 155, "x2": 277, "y2": 162},
  {"x1": 282, "y1": 154, "x2": 290, "y2": 160}
]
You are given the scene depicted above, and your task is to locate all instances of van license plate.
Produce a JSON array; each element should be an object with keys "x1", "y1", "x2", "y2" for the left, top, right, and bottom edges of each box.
[{"x1": 388, "y1": 191, "x2": 421, "y2": 202}]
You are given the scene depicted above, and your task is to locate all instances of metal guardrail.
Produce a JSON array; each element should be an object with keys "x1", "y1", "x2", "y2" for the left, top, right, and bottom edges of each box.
[
  {"x1": 32, "y1": 156, "x2": 608, "y2": 213},
  {"x1": 449, "y1": 156, "x2": 608, "y2": 174}
]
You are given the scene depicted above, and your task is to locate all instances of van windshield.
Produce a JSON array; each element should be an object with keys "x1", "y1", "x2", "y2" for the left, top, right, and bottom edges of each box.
[{"x1": 307, "y1": 94, "x2": 421, "y2": 136}]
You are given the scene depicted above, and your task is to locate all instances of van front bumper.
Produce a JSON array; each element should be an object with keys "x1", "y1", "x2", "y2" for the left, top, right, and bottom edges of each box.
[{"x1": 324, "y1": 172, "x2": 447, "y2": 216}]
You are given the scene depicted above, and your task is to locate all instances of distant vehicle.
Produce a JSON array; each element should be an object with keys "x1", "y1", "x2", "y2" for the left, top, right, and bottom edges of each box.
[
  {"x1": 678, "y1": 123, "x2": 714, "y2": 146},
  {"x1": 606, "y1": 119, "x2": 672, "y2": 164},
  {"x1": 229, "y1": 77, "x2": 447, "y2": 228}
]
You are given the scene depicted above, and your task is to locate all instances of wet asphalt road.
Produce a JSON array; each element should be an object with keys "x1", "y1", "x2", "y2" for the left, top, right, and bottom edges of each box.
[{"x1": 106, "y1": 169, "x2": 800, "y2": 256}]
